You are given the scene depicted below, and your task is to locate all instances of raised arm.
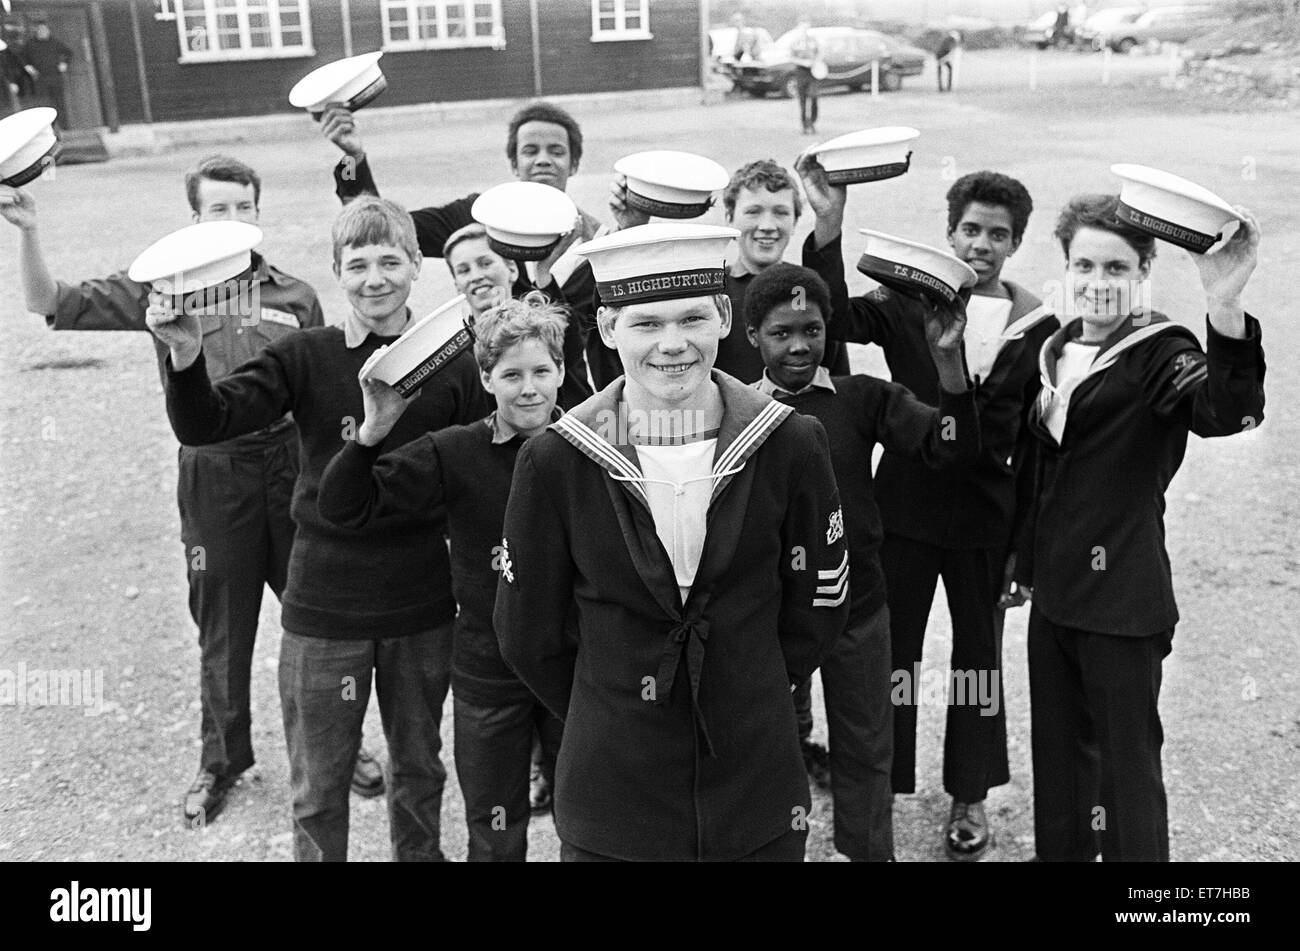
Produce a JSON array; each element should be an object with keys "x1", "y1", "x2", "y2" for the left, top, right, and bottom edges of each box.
[
  {"x1": 2, "y1": 188, "x2": 63, "y2": 317},
  {"x1": 317, "y1": 432, "x2": 447, "y2": 531}
]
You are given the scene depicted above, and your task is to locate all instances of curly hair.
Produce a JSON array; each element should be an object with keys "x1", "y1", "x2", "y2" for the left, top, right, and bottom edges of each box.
[
  {"x1": 722, "y1": 159, "x2": 803, "y2": 220},
  {"x1": 1053, "y1": 193, "x2": 1157, "y2": 268},
  {"x1": 473, "y1": 290, "x2": 568, "y2": 375},
  {"x1": 505, "y1": 102, "x2": 584, "y2": 169},
  {"x1": 743, "y1": 263, "x2": 831, "y2": 331},
  {"x1": 945, "y1": 171, "x2": 1033, "y2": 243}
]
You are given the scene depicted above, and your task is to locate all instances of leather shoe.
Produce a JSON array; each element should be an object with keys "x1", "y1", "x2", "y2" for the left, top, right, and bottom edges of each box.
[
  {"x1": 946, "y1": 799, "x2": 993, "y2": 861},
  {"x1": 351, "y1": 747, "x2": 385, "y2": 798},
  {"x1": 183, "y1": 769, "x2": 235, "y2": 828}
]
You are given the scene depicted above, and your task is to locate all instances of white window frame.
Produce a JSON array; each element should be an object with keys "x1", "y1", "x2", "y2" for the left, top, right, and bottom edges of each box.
[
  {"x1": 176, "y1": 0, "x2": 314, "y2": 63},
  {"x1": 381, "y1": 0, "x2": 506, "y2": 52},
  {"x1": 590, "y1": 0, "x2": 652, "y2": 43}
]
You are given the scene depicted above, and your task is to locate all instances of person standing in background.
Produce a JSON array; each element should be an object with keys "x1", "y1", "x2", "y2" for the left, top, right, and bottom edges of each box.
[
  {"x1": 936, "y1": 31, "x2": 962, "y2": 93},
  {"x1": 22, "y1": 20, "x2": 71, "y2": 128},
  {"x1": 789, "y1": 18, "x2": 820, "y2": 135}
]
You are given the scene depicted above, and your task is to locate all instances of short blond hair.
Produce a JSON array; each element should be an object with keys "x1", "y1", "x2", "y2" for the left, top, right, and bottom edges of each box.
[
  {"x1": 473, "y1": 291, "x2": 568, "y2": 374},
  {"x1": 332, "y1": 196, "x2": 419, "y2": 269}
]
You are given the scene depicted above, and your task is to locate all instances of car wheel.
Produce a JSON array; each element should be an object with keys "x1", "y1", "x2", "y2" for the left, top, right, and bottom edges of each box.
[
  {"x1": 783, "y1": 75, "x2": 799, "y2": 99},
  {"x1": 881, "y1": 70, "x2": 902, "y2": 92},
  {"x1": 1116, "y1": 37, "x2": 1136, "y2": 54},
  {"x1": 746, "y1": 87, "x2": 768, "y2": 98}
]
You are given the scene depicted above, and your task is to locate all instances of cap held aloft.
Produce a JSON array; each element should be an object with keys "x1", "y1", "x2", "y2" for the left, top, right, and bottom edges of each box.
[
  {"x1": 613, "y1": 151, "x2": 730, "y2": 220},
  {"x1": 808, "y1": 126, "x2": 919, "y2": 185},
  {"x1": 289, "y1": 51, "x2": 387, "y2": 121},
  {"x1": 0, "y1": 107, "x2": 60, "y2": 193},
  {"x1": 128, "y1": 221, "x2": 263, "y2": 314},
  {"x1": 471, "y1": 181, "x2": 578, "y2": 261},
  {"x1": 359, "y1": 294, "x2": 474, "y2": 397},
  {"x1": 1111, "y1": 163, "x2": 1247, "y2": 254},
  {"x1": 576, "y1": 223, "x2": 738, "y2": 306},
  {"x1": 857, "y1": 228, "x2": 976, "y2": 306}
]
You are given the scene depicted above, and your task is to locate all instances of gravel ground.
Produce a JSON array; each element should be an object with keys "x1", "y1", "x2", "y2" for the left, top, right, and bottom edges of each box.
[{"x1": 1, "y1": 49, "x2": 1297, "y2": 862}]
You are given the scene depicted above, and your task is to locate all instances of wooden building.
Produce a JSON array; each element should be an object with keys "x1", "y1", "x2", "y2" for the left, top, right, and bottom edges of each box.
[{"x1": 3, "y1": 0, "x2": 707, "y2": 129}]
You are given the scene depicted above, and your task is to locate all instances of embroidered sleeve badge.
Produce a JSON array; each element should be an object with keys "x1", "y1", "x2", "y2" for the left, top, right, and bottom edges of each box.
[
  {"x1": 494, "y1": 537, "x2": 515, "y2": 584},
  {"x1": 826, "y1": 507, "x2": 845, "y2": 546}
]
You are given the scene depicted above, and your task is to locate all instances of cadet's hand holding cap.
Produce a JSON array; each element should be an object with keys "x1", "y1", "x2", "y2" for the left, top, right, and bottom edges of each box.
[
  {"x1": 359, "y1": 294, "x2": 472, "y2": 397},
  {"x1": 857, "y1": 228, "x2": 976, "y2": 309},
  {"x1": 129, "y1": 220, "x2": 263, "y2": 312},
  {"x1": 613, "y1": 151, "x2": 730, "y2": 220},
  {"x1": 0, "y1": 107, "x2": 60, "y2": 194},
  {"x1": 1112, "y1": 164, "x2": 1247, "y2": 254},
  {"x1": 290, "y1": 52, "x2": 387, "y2": 121},
  {"x1": 807, "y1": 127, "x2": 919, "y2": 185},
  {"x1": 471, "y1": 181, "x2": 578, "y2": 261}
]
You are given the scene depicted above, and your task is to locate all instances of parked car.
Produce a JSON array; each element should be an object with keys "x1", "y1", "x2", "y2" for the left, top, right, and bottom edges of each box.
[
  {"x1": 1077, "y1": 6, "x2": 1145, "y2": 51},
  {"x1": 1023, "y1": 10, "x2": 1059, "y2": 50},
  {"x1": 726, "y1": 26, "x2": 926, "y2": 98},
  {"x1": 1103, "y1": 5, "x2": 1226, "y2": 53}
]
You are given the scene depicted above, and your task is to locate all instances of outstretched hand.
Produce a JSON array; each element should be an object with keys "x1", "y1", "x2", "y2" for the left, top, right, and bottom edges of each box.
[{"x1": 1194, "y1": 206, "x2": 1260, "y2": 306}]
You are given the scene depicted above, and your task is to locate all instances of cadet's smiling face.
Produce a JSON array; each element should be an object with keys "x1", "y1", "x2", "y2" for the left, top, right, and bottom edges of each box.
[
  {"x1": 601, "y1": 295, "x2": 729, "y2": 408},
  {"x1": 193, "y1": 178, "x2": 259, "y2": 225},
  {"x1": 448, "y1": 236, "x2": 519, "y2": 317},
  {"x1": 335, "y1": 243, "x2": 421, "y2": 327},
  {"x1": 512, "y1": 121, "x2": 575, "y2": 192},
  {"x1": 948, "y1": 201, "x2": 1017, "y2": 291},
  {"x1": 1065, "y1": 226, "x2": 1149, "y2": 342},
  {"x1": 729, "y1": 187, "x2": 796, "y2": 274},
  {"x1": 747, "y1": 301, "x2": 826, "y2": 393},
  {"x1": 480, "y1": 338, "x2": 563, "y2": 439}
]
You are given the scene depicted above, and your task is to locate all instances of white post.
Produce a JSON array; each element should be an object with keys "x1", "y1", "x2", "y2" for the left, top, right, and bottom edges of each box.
[
  {"x1": 871, "y1": 59, "x2": 879, "y2": 98},
  {"x1": 1168, "y1": 44, "x2": 1179, "y2": 82},
  {"x1": 952, "y1": 46, "x2": 961, "y2": 91},
  {"x1": 1029, "y1": 50, "x2": 1038, "y2": 90},
  {"x1": 1102, "y1": 46, "x2": 1111, "y2": 85}
]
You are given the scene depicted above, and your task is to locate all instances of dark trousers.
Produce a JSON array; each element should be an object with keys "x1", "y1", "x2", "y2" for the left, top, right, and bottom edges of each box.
[
  {"x1": 794, "y1": 67, "x2": 819, "y2": 127},
  {"x1": 454, "y1": 692, "x2": 563, "y2": 862},
  {"x1": 560, "y1": 827, "x2": 807, "y2": 862},
  {"x1": 820, "y1": 604, "x2": 895, "y2": 861},
  {"x1": 792, "y1": 676, "x2": 814, "y2": 743},
  {"x1": 882, "y1": 534, "x2": 1010, "y2": 802},
  {"x1": 937, "y1": 57, "x2": 954, "y2": 91},
  {"x1": 1028, "y1": 609, "x2": 1172, "y2": 862},
  {"x1": 279, "y1": 624, "x2": 453, "y2": 862},
  {"x1": 177, "y1": 432, "x2": 297, "y2": 779}
]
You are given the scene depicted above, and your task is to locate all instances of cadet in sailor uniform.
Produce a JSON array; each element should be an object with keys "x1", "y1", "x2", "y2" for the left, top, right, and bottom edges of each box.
[
  {"x1": 493, "y1": 224, "x2": 850, "y2": 861},
  {"x1": 1013, "y1": 193, "x2": 1265, "y2": 862}
]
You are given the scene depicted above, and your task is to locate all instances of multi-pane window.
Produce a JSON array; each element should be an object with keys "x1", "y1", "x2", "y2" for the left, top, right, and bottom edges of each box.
[
  {"x1": 178, "y1": 0, "x2": 313, "y2": 61},
  {"x1": 591, "y1": 0, "x2": 652, "y2": 42},
  {"x1": 382, "y1": 1, "x2": 505, "y2": 50}
]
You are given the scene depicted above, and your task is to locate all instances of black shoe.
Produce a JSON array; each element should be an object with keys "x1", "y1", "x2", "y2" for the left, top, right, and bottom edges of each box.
[
  {"x1": 800, "y1": 739, "x2": 832, "y2": 790},
  {"x1": 183, "y1": 769, "x2": 235, "y2": 828},
  {"x1": 945, "y1": 799, "x2": 994, "y2": 861},
  {"x1": 529, "y1": 762, "x2": 553, "y2": 814},
  {"x1": 351, "y1": 747, "x2": 385, "y2": 798}
]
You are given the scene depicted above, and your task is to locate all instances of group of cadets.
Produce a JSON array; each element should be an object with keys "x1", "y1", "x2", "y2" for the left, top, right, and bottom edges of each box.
[{"x1": 0, "y1": 96, "x2": 1265, "y2": 862}]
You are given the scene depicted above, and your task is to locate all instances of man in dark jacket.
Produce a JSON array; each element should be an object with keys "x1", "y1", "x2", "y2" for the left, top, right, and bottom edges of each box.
[
  {"x1": 799, "y1": 165, "x2": 1058, "y2": 860},
  {"x1": 494, "y1": 224, "x2": 850, "y2": 861}
]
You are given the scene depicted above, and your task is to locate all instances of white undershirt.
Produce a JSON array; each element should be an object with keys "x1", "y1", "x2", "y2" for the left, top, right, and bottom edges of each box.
[
  {"x1": 1044, "y1": 341, "x2": 1100, "y2": 443},
  {"x1": 635, "y1": 440, "x2": 718, "y2": 603},
  {"x1": 963, "y1": 294, "x2": 1013, "y2": 384}
]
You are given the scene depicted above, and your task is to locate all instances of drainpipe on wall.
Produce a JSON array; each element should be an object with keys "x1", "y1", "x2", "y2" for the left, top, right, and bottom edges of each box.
[
  {"x1": 340, "y1": 0, "x2": 353, "y2": 57},
  {"x1": 127, "y1": 0, "x2": 154, "y2": 125},
  {"x1": 529, "y1": 0, "x2": 542, "y2": 98}
]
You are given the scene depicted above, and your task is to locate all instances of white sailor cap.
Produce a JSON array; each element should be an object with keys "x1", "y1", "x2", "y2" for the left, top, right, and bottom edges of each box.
[
  {"x1": 471, "y1": 181, "x2": 578, "y2": 261},
  {"x1": 857, "y1": 228, "x2": 976, "y2": 305},
  {"x1": 809, "y1": 127, "x2": 919, "y2": 185},
  {"x1": 613, "y1": 151, "x2": 730, "y2": 220},
  {"x1": 359, "y1": 294, "x2": 474, "y2": 396},
  {"x1": 576, "y1": 223, "x2": 738, "y2": 306},
  {"x1": 1112, "y1": 164, "x2": 1246, "y2": 254},
  {"x1": 0, "y1": 107, "x2": 60, "y2": 190},
  {"x1": 289, "y1": 52, "x2": 387, "y2": 121},
  {"x1": 128, "y1": 221, "x2": 263, "y2": 312}
]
